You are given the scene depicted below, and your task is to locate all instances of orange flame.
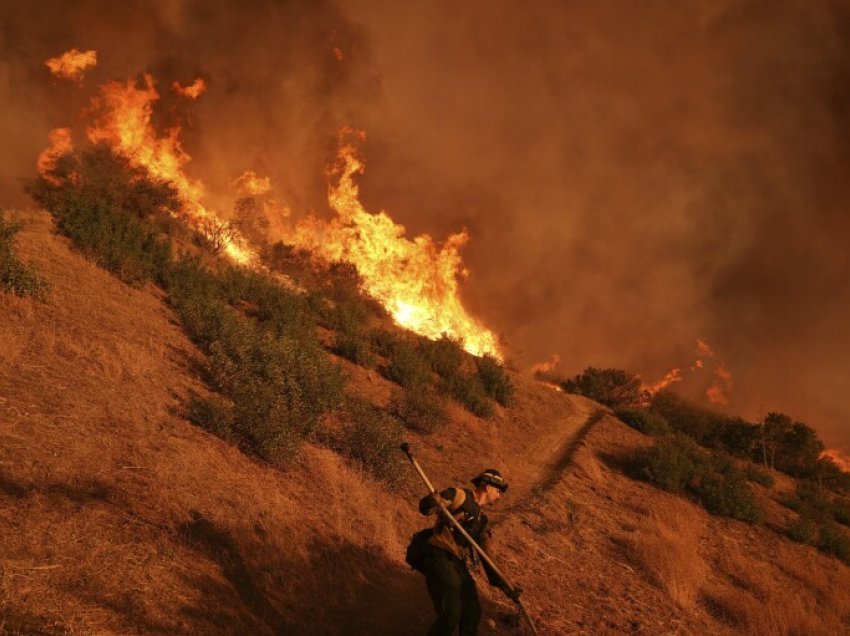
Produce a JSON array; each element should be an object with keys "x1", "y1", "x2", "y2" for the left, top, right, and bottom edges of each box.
[
  {"x1": 643, "y1": 368, "x2": 684, "y2": 396},
  {"x1": 821, "y1": 449, "x2": 850, "y2": 472},
  {"x1": 172, "y1": 78, "x2": 207, "y2": 99},
  {"x1": 84, "y1": 73, "x2": 254, "y2": 265},
  {"x1": 46, "y1": 49, "x2": 97, "y2": 82},
  {"x1": 233, "y1": 170, "x2": 272, "y2": 196},
  {"x1": 643, "y1": 339, "x2": 733, "y2": 403},
  {"x1": 696, "y1": 339, "x2": 715, "y2": 358},
  {"x1": 286, "y1": 129, "x2": 501, "y2": 359},
  {"x1": 706, "y1": 362, "x2": 733, "y2": 405},
  {"x1": 36, "y1": 128, "x2": 73, "y2": 184},
  {"x1": 531, "y1": 353, "x2": 561, "y2": 375}
]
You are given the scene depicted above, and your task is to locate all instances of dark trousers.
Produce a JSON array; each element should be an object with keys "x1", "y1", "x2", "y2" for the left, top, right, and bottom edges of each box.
[{"x1": 423, "y1": 548, "x2": 481, "y2": 636}]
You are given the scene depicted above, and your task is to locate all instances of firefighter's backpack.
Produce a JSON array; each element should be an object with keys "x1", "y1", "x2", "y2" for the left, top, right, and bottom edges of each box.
[{"x1": 405, "y1": 528, "x2": 433, "y2": 572}]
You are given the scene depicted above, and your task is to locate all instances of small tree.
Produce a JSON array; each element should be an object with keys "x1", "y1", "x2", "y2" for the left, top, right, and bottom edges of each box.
[{"x1": 562, "y1": 367, "x2": 642, "y2": 409}]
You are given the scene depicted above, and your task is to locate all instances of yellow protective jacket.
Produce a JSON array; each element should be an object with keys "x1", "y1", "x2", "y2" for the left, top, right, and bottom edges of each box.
[{"x1": 418, "y1": 487, "x2": 500, "y2": 584}]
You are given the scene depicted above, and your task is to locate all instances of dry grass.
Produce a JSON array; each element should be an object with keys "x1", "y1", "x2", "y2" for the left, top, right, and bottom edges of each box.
[
  {"x1": 616, "y1": 498, "x2": 707, "y2": 609},
  {"x1": 5, "y1": 209, "x2": 850, "y2": 636}
]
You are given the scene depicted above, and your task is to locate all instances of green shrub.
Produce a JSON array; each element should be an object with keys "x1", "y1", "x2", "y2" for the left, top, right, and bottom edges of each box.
[
  {"x1": 745, "y1": 465, "x2": 775, "y2": 488},
  {"x1": 819, "y1": 524, "x2": 850, "y2": 563},
  {"x1": 637, "y1": 435, "x2": 760, "y2": 523},
  {"x1": 27, "y1": 144, "x2": 180, "y2": 222},
  {"x1": 337, "y1": 398, "x2": 406, "y2": 485},
  {"x1": 476, "y1": 355, "x2": 514, "y2": 407},
  {"x1": 385, "y1": 339, "x2": 431, "y2": 389},
  {"x1": 392, "y1": 387, "x2": 448, "y2": 434},
  {"x1": 442, "y1": 372, "x2": 494, "y2": 418},
  {"x1": 694, "y1": 456, "x2": 761, "y2": 523},
  {"x1": 562, "y1": 367, "x2": 643, "y2": 409},
  {"x1": 638, "y1": 433, "x2": 705, "y2": 493},
  {"x1": 832, "y1": 498, "x2": 850, "y2": 527},
  {"x1": 616, "y1": 408, "x2": 672, "y2": 436},
  {"x1": 0, "y1": 211, "x2": 49, "y2": 300},
  {"x1": 333, "y1": 330, "x2": 376, "y2": 368},
  {"x1": 186, "y1": 397, "x2": 235, "y2": 441},
  {"x1": 370, "y1": 329, "x2": 401, "y2": 358},
  {"x1": 47, "y1": 192, "x2": 171, "y2": 285},
  {"x1": 26, "y1": 146, "x2": 177, "y2": 285},
  {"x1": 787, "y1": 515, "x2": 820, "y2": 546},
  {"x1": 420, "y1": 335, "x2": 466, "y2": 378}
]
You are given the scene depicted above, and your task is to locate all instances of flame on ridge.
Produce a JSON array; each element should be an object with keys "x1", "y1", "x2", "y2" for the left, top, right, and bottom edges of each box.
[
  {"x1": 37, "y1": 128, "x2": 73, "y2": 184},
  {"x1": 233, "y1": 170, "x2": 272, "y2": 196},
  {"x1": 173, "y1": 79, "x2": 207, "y2": 99},
  {"x1": 642, "y1": 339, "x2": 734, "y2": 405},
  {"x1": 286, "y1": 129, "x2": 501, "y2": 360},
  {"x1": 46, "y1": 49, "x2": 97, "y2": 82},
  {"x1": 821, "y1": 449, "x2": 850, "y2": 472},
  {"x1": 85, "y1": 73, "x2": 254, "y2": 265}
]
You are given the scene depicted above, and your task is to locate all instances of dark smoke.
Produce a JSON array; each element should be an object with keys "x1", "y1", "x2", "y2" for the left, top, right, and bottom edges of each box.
[{"x1": 2, "y1": 1, "x2": 849, "y2": 453}]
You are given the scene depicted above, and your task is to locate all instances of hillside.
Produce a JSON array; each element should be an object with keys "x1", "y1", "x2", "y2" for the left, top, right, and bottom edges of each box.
[{"x1": 2, "y1": 208, "x2": 850, "y2": 635}]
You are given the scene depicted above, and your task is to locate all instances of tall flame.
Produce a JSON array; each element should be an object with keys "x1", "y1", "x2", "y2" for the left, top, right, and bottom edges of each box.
[
  {"x1": 37, "y1": 128, "x2": 73, "y2": 184},
  {"x1": 233, "y1": 170, "x2": 272, "y2": 196},
  {"x1": 85, "y1": 74, "x2": 254, "y2": 265},
  {"x1": 531, "y1": 353, "x2": 561, "y2": 375},
  {"x1": 46, "y1": 49, "x2": 97, "y2": 82},
  {"x1": 286, "y1": 130, "x2": 501, "y2": 359}
]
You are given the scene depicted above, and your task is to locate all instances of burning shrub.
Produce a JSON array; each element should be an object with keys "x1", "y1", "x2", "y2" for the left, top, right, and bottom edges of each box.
[
  {"x1": 476, "y1": 354, "x2": 514, "y2": 407},
  {"x1": 616, "y1": 408, "x2": 672, "y2": 437},
  {"x1": 27, "y1": 148, "x2": 175, "y2": 285},
  {"x1": 562, "y1": 367, "x2": 642, "y2": 410},
  {"x1": 0, "y1": 211, "x2": 49, "y2": 300},
  {"x1": 28, "y1": 145, "x2": 180, "y2": 222},
  {"x1": 391, "y1": 386, "x2": 448, "y2": 434}
]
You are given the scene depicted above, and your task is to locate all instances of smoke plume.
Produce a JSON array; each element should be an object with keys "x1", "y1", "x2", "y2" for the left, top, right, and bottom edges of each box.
[{"x1": 2, "y1": 0, "x2": 849, "y2": 452}]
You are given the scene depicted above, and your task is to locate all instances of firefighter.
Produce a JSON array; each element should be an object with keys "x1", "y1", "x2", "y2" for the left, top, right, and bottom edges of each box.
[{"x1": 416, "y1": 469, "x2": 519, "y2": 636}]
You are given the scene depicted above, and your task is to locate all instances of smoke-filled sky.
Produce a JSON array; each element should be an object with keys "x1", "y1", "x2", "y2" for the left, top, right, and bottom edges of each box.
[{"x1": 2, "y1": 1, "x2": 849, "y2": 452}]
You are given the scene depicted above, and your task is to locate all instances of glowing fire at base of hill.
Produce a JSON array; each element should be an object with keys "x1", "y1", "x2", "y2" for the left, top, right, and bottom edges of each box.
[{"x1": 284, "y1": 130, "x2": 502, "y2": 360}]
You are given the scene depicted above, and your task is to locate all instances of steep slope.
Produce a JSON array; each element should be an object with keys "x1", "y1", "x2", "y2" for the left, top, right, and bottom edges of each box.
[{"x1": 2, "y1": 209, "x2": 849, "y2": 635}]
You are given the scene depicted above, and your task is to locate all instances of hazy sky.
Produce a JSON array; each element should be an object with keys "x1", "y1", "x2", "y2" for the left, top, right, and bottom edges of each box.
[{"x1": 2, "y1": 1, "x2": 848, "y2": 452}]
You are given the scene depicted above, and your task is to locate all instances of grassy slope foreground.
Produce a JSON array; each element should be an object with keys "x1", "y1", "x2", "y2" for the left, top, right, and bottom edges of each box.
[{"x1": 2, "y1": 209, "x2": 850, "y2": 635}]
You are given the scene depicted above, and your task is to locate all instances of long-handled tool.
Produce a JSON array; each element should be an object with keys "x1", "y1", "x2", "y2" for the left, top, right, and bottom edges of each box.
[{"x1": 400, "y1": 442, "x2": 539, "y2": 636}]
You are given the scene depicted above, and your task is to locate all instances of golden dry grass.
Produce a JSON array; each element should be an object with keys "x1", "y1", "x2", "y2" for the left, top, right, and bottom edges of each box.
[
  {"x1": 617, "y1": 498, "x2": 707, "y2": 609},
  {"x1": 4, "y1": 208, "x2": 850, "y2": 635}
]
